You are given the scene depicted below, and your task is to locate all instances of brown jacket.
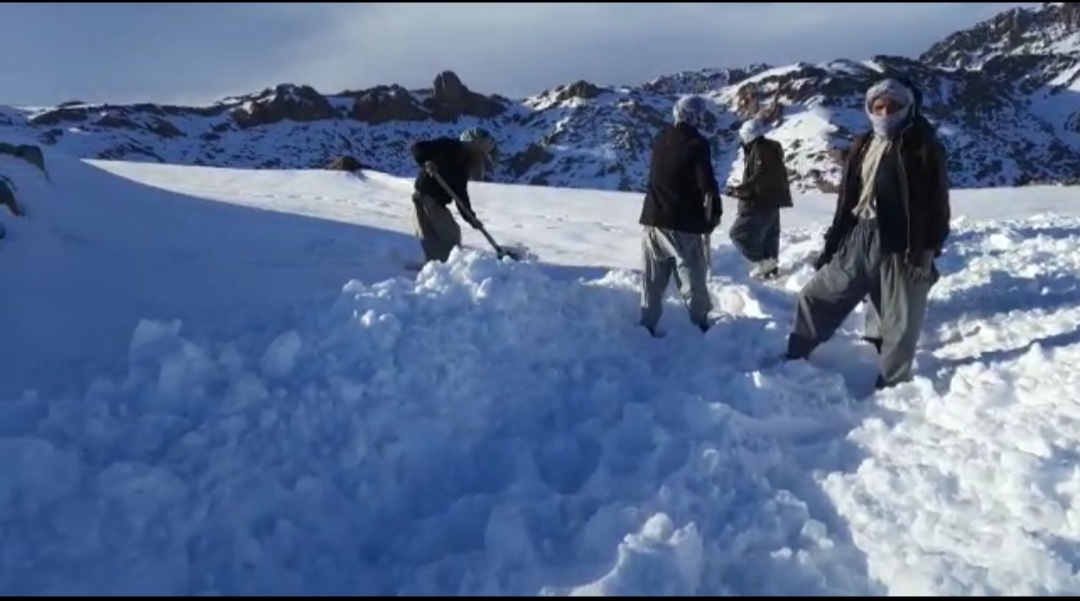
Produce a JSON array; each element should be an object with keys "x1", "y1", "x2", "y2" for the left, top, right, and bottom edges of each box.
[
  {"x1": 729, "y1": 137, "x2": 792, "y2": 214},
  {"x1": 822, "y1": 115, "x2": 950, "y2": 261}
]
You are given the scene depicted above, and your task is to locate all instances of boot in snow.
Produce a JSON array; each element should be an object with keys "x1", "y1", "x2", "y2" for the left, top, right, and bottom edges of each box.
[{"x1": 751, "y1": 258, "x2": 779, "y2": 280}]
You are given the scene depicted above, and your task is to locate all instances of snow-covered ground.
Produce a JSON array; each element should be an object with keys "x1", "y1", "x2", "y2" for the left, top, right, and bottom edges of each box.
[{"x1": 3, "y1": 152, "x2": 1080, "y2": 595}]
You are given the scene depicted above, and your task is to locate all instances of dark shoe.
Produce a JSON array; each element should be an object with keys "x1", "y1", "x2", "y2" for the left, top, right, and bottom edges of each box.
[{"x1": 640, "y1": 321, "x2": 665, "y2": 338}]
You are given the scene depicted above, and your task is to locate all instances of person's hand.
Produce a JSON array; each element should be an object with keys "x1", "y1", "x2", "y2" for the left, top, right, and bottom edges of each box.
[
  {"x1": 907, "y1": 249, "x2": 937, "y2": 283},
  {"x1": 458, "y1": 205, "x2": 483, "y2": 230},
  {"x1": 423, "y1": 161, "x2": 438, "y2": 176}
]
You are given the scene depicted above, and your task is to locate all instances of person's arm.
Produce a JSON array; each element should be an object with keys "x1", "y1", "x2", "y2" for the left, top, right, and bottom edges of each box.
[
  {"x1": 695, "y1": 138, "x2": 722, "y2": 226},
  {"x1": 437, "y1": 148, "x2": 480, "y2": 227},
  {"x1": 923, "y1": 136, "x2": 951, "y2": 256},
  {"x1": 819, "y1": 136, "x2": 866, "y2": 265},
  {"x1": 454, "y1": 179, "x2": 476, "y2": 222}
]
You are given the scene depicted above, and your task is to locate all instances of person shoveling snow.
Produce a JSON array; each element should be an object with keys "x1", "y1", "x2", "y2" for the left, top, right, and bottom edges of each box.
[{"x1": 407, "y1": 127, "x2": 524, "y2": 265}]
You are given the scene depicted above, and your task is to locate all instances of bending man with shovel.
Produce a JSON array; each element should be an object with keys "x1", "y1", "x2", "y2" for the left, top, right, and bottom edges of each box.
[{"x1": 409, "y1": 127, "x2": 519, "y2": 263}]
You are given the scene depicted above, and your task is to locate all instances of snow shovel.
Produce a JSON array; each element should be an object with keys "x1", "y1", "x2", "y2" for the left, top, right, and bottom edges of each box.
[{"x1": 430, "y1": 170, "x2": 524, "y2": 261}]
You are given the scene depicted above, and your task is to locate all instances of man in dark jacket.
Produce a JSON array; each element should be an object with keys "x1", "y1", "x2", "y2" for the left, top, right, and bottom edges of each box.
[
  {"x1": 787, "y1": 77, "x2": 951, "y2": 389},
  {"x1": 860, "y1": 76, "x2": 933, "y2": 352},
  {"x1": 638, "y1": 94, "x2": 723, "y2": 336},
  {"x1": 725, "y1": 118, "x2": 793, "y2": 279},
  {"x1": 410, "y1": 127, "x2": 497, "y2": 263}
]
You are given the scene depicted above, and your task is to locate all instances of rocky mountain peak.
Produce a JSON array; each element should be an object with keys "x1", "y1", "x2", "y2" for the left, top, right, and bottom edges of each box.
[
  {"x1": 921, "y1": 3, "x2": 1080, "y2": 69},
  {"x1": 6, "y1": 4, "x2": 1080, "y2": 193}
]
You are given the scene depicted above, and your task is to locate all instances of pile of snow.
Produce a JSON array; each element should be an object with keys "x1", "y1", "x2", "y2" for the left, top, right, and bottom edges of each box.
[{"x1": 2, "y1": 152, "x2": 1080, "y2": 595}]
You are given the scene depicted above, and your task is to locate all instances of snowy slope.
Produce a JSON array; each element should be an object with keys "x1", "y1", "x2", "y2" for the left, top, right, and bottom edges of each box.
[
  {"x1": 5, "y1": 4, "x2": 1080, "y2": 194},
  {"x1": 3, "y1": 149, "x2": 1080, "y2": 595}
]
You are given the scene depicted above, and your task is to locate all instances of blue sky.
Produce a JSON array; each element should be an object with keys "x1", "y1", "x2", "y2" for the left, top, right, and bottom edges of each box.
[{"x1": 0, "y1": 2, "x2": 1035, "y2": 106}]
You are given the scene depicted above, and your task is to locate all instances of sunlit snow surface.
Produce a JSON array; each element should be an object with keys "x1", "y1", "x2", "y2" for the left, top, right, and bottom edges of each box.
[{"x1": 2, "y1": 153, "x2": 1080, "y2": 595}]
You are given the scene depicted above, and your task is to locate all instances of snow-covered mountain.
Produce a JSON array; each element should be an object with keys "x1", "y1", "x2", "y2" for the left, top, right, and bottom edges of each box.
[{"x1": 4, "y1": 2, "x2": 1080, "y2": 193}]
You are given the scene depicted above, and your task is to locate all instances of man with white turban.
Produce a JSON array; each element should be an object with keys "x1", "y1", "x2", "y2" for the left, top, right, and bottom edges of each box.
[
  {"x1": 725, "y1": 118, "x2": 793, "y2": 279},
  {"x1": 785, "y1": 77, "x2": 951, "y2": 390}
]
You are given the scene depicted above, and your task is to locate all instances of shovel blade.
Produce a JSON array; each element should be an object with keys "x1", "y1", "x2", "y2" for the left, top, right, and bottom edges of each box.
[{"x1": 497, "y1": 247, "x2": 522, "y2": 261}]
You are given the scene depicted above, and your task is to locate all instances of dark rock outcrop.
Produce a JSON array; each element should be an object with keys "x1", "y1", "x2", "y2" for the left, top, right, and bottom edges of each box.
[
  {"x1": 326, "y1": 156, "x2": 365, "y2": 172},
  {"x1": 230, "y1": 84, "x2": 338, "y2": 129}
]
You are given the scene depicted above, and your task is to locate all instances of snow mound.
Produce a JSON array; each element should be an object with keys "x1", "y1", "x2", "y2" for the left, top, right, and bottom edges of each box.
[{"x1": 2, "y1": 247, "x2": 867, "y2": 596}]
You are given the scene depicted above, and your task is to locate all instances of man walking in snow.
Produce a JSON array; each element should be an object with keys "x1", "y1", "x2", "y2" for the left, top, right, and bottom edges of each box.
[
  {"x1": 725, "y1": 118, "x2": 792, "y2": 280},
  {"x1": 638, "y1": 94, "x2": 723, "y2": 336},
  {"x1": 786, "y1": 77, "x2": 951, "y2": 390},
  {"x1": 409, "y1": 127, "x2": 498, "y2": 263}
]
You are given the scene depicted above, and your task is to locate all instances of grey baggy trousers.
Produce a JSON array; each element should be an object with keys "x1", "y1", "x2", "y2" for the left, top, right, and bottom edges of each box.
[
  {"x1": 412, "y1": 192, "x2": 462, "y2": 263},
  {"x1": 788, "y1": 219, "x2": 934, "y2": 386},
  {"x1": 863, "y1": 302, "x2": 882, "y2": 343},
  {"x1": 729, "y1": 207, "x2": 781, "y2": 263},
  {"x1": 640, "y1": 226, "x2": 712, "y2": 332}
]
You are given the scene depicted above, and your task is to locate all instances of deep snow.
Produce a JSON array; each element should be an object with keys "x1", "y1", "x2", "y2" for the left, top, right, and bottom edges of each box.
[{"x1": 2, "y1": 152, "x2": 1080, "y2": 595}]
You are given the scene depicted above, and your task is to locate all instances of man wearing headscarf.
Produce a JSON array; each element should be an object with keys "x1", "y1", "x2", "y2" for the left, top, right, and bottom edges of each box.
[
  {"x1": 785, "y1": 77, "x2": 951, "y2": 389},
  {"x1": 409, "y1": 127, "x2": 498, "y2": 263},
  {"x1": 860, "y1": 75, "x2": 933, "y2": 353},
  {"x1": 637, "y1": 94, "x2": 723, "y2": 336},
  {"x1": 725, "y1": 118, "x2": 793, "y2": 279}
]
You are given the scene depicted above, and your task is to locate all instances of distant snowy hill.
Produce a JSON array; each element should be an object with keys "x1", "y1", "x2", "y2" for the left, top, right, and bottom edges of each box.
[{"x1": 4, "y1": 3, "x2": 1080, "y2": 193}]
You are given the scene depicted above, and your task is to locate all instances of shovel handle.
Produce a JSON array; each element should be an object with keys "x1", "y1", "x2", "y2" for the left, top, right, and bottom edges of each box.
[
  {"x1": 429, "y1": 169, "x2": 505, "y2": 252},
  {"x1": 429, "y1": 170, "x2": 476, "y2": 220}
]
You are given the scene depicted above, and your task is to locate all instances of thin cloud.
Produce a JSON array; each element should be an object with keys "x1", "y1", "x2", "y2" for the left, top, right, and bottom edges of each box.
[
  {"x1": 0, "y1": 2, "x2": 1037, "y2": 105},
  {"x1": 274, "y1": 2, "x2": 1037, "y2": 97}
]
